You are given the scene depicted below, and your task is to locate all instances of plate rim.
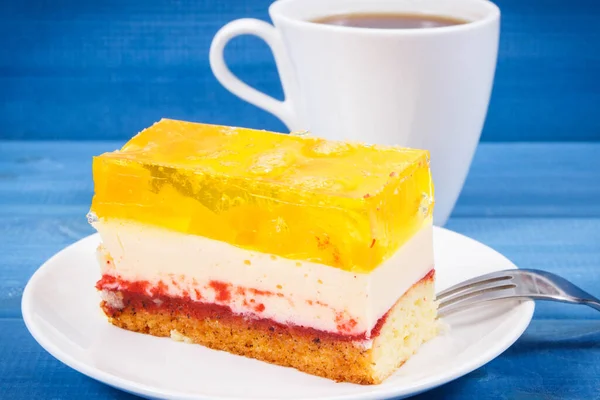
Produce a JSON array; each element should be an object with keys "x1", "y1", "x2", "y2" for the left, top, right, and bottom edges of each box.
[{"x1": 22, "y1": 227, "x2": 535, "y2": 400}]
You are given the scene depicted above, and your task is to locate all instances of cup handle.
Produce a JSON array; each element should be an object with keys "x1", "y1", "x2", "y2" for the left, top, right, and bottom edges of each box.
[{"x1": 209, "y1": 18, "x2": 298, "y2": 130}]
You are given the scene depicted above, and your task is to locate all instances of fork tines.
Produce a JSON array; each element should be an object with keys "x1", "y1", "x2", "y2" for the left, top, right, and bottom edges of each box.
[{"x1": 436, "y1": 271, "x2": 518, "y2": 317}]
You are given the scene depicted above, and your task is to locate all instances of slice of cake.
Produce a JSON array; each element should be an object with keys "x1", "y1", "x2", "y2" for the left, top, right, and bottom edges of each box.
[{"x1": 89, "y1": 119, "x2": 437, "y2": 384}]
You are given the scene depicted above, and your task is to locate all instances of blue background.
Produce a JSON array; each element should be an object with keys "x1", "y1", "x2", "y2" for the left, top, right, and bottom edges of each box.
[
  {"x1": 1, "y1": 0, "x2": 599, "y2": 141},
  {"x1": 1, "y1": 2, "x2": 600, "y2": 399}
]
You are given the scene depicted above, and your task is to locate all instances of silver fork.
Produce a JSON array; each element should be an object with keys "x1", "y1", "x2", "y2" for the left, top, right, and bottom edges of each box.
[{"x1": 436, "y1": 269, "x2": 600, "y2": 317}]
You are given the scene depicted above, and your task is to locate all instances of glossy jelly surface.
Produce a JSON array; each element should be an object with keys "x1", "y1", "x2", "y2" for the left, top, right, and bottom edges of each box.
[{"x1": 91, "y1": 119, "x2": 434, "y2": 272}]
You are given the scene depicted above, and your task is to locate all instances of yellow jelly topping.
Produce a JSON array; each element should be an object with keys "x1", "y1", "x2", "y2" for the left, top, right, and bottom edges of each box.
[{"x1": 90, "y1": 119, "x2": 434, "y2": 272}]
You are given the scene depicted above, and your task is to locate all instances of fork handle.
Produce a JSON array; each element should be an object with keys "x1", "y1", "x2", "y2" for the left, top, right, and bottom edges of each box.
[
  {"x1": 438, "y1": 296, "x2": 600, "y2": 318},
  {"x1": 583, "y1": 299, "x2": 600, "y2": 313}
]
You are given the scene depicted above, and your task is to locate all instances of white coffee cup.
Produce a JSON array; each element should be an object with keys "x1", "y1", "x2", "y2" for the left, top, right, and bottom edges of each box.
[{"x1": 210, "y1": 0, "x2": 500, "y2": 226}]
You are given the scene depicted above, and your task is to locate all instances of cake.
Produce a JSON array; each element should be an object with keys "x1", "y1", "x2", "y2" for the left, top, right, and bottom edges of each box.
[{"x1": 89, "y1": 119, "x2": 437, "y2": 384}]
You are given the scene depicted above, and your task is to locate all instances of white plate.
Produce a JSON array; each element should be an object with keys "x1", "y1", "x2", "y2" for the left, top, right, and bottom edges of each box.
[{"x1": 22, "y1": 227, "x2": 534, "y2": 400}]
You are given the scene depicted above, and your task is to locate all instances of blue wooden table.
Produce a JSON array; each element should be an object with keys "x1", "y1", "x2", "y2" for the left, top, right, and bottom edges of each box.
[{"x1": 0, "y1": 141, "x2": 599, "y2": 399}]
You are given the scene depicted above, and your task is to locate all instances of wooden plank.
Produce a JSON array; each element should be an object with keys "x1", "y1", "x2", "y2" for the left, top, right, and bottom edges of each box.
[
  {"x1": 0, "y1": 141, "x2": 599, "y2": 398},
  {"x1": 0, "y1": 207, "x2": 92, "y2": 318},
  {"x1": 2, "y1": 318, "x2": 598, "y2": 399},
  {"x1": 1, "y1": 215, "x2": 598, "y2": 320},
  {"x1": 1, "y1": 142, "x2": 599, "y2": 217},
  {"x1": 454, "y1": 143, "x2": 600, "y2": 217},
  {"x1": 423, "y1": 319, "x2": 600, "y2": 399},
  {"x1": 446, "y1": 217, "x2": 600, "y2": 321},
  {"x1": 1, "y1": 0, "x2": 600, "y2": 141},
  {"x1": 0, "y1": 319, "x2": 135, "y2": 399},
  {"x1": 0, "y1": 142, "x2": 598, "y2": 318}
]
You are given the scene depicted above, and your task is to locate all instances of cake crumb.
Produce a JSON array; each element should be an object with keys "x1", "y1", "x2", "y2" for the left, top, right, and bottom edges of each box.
[
  {"x1": 170, "y1": 329, "x2": 193, "y2": 344},
  {"x1": 436, "y1": 318, "x2": 451, "y2": 335},
  {"x1": 100, "y1": 290, "x2": 124, "y2": 310}
]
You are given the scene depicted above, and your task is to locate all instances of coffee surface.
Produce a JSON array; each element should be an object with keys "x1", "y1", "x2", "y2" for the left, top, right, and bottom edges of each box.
[{"x1": 313, "y1": 12, "x2": 468, "y2": 29}]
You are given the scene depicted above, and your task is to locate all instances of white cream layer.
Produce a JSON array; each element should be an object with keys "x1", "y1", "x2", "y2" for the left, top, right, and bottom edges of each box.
[{"x1": 93, "y1": 220, "x2": 433, "y2": 338}]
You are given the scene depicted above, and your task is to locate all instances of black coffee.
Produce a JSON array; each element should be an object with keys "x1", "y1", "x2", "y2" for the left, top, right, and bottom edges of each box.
[{"x1": 312, "y1": 12, "x2": 468, "y2": 29}]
